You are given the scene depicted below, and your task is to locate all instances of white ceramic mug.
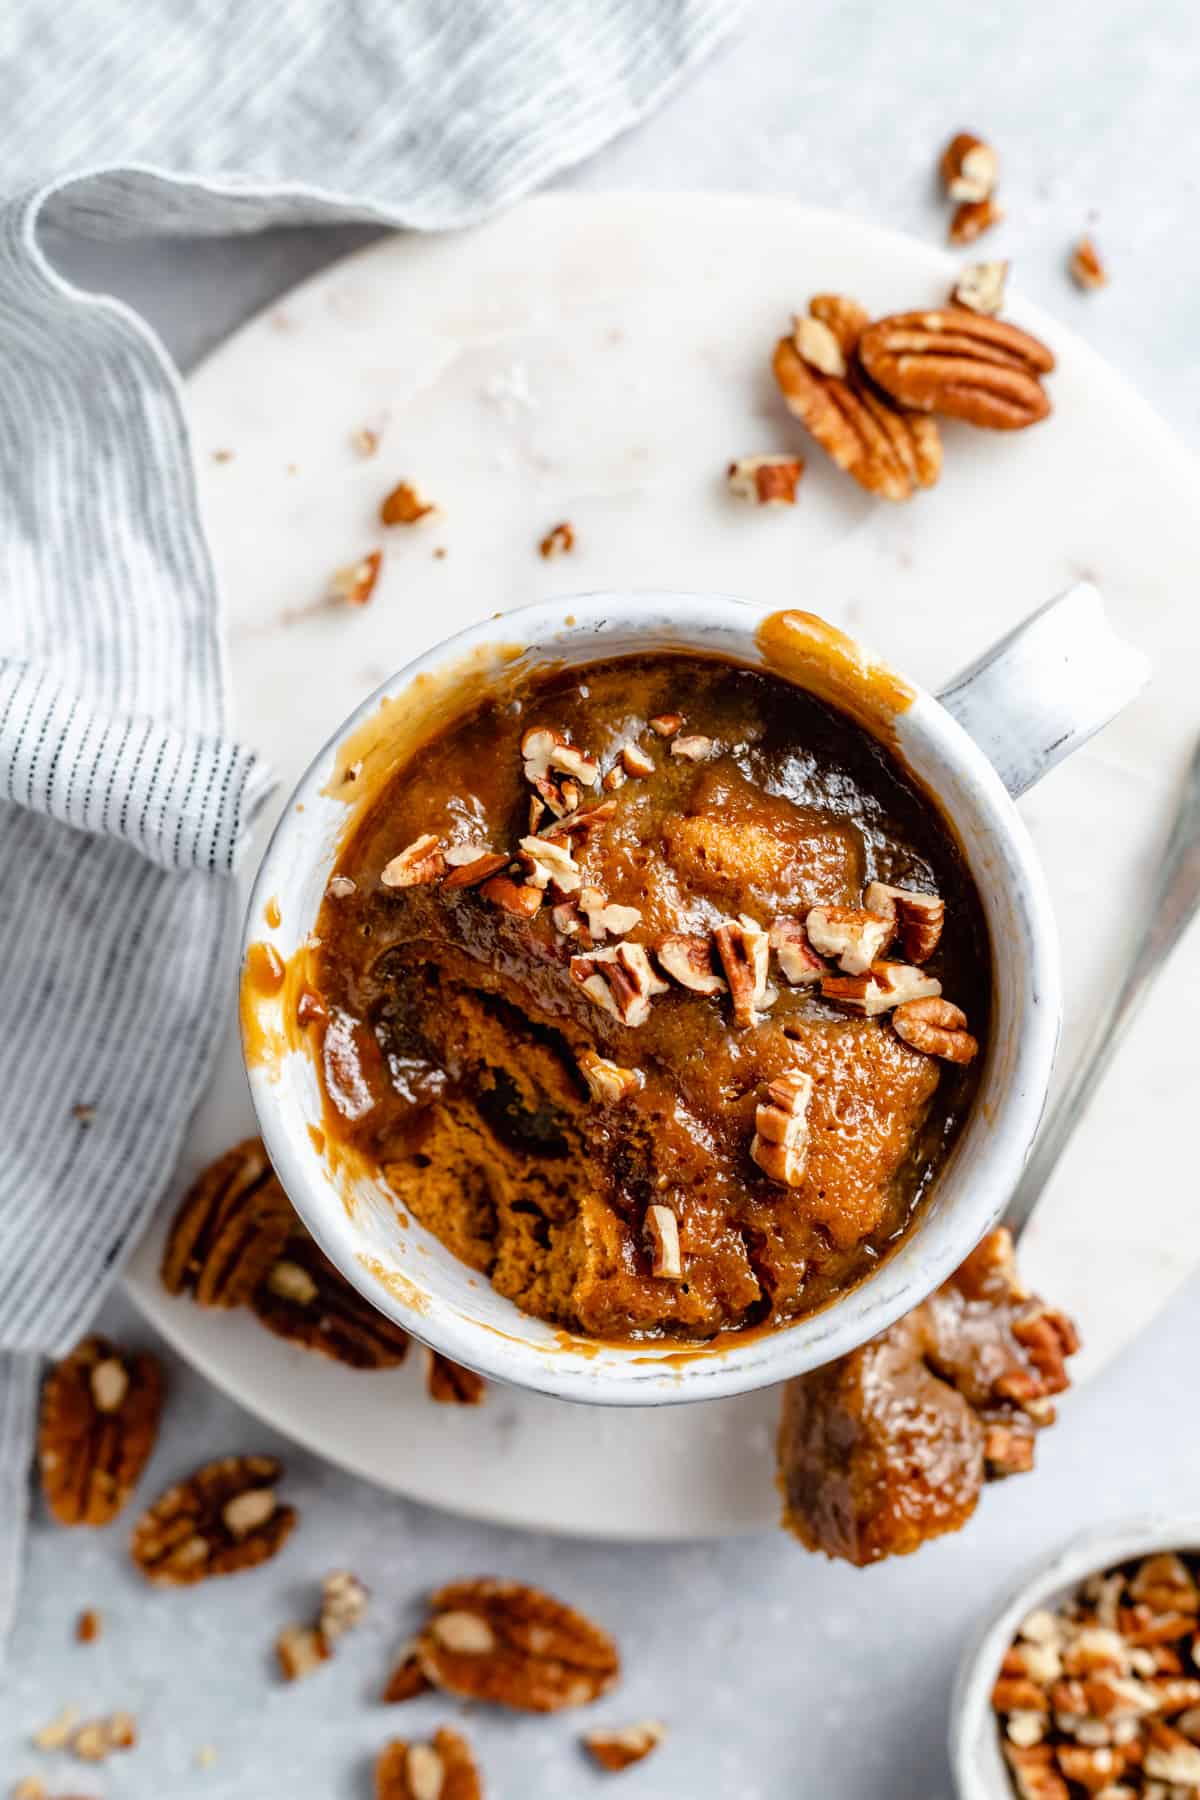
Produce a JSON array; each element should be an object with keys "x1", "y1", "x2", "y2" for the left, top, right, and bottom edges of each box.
[{"x1": 241, "y1": 581, "x2": 1148, "y2": 1406}]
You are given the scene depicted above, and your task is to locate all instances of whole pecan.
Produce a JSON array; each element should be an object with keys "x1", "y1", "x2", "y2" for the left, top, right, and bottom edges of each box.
[
  {"x1": 251, "y1": 1231, "x2": 410, "y2": 1369},
  {"x1": 130, "y1": 1453, "x2": 296, "y2": 1586},
  {"x1": 376, "y1": 1727, "x2": 482, "y2": 1800},
  {"x1": 857, "y1": 310, "x2": 1055, "y2": 430},
  {"x1": 773, "y1": 333, "x2": 942, "y2": 501},
  {"x1": 161, "y1": 1137, "x2": 294, "y2": 1308},
  {"x1": 427, "y1": 1351, "x2": 487, "y2": 1405},
  {"x1": 416, "y1": 1578, "x2": 620, "y2": 1712},
  {"x1": 39, "y1": 1337, "x2": 163, "y2": 1527}
]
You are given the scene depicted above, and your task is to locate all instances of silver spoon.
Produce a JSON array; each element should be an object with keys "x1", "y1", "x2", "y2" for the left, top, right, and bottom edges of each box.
[{"x1": 1006, "y1": 735, "x2": 1200, "y2": 1239}]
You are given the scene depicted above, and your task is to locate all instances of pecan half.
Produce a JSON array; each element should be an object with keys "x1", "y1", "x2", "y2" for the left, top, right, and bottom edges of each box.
[
  {"x1": 571, "y1": 944, "x2": 668, "y2": 1027},
  {"x1": 806, "y1": 903, "x2": 892, "y2": 975},
  {"x1": 161, "y1": 1136, "x2": 294, "y2": 1308},
  {"x1": 892, "y1": 996, "x2": 978, "y2": 1063},
  {"x1": 427, "y1": 1352, "x2": 487, "y2": 1406},
  {"x1": 655, "y1": 932, "x2": 726, "y2": 996},
  {"x1": 130, "y1": 1454, "x2": 296, "y2": 1586},
  {"x1": 417, "y1": 1579, "x2": 620, "y2": 1712},
  {"x1": 578, "y1": 1051, "x2": 644, "y2": 1104},
  {"x1": 858, "y1": 310, "x2": 1055, "y2": 430},
  {"x1": 376, "y1": 1728, "x2": 483, "y2": 1800},
  {"x1": 645, "y1": 1205, "x2": 683, "y2": 1281},
  {"x1": 252, "y1": 1231, "x2": 410, "y2": 1368},
  {"x1": 773, "y1": 333, "x2": 942, "y2": 501},
  {"x1": 751, "y1": 1070, "x2": 813, "y2": 1187},
  {"x1": 949, "y1": 197, "x2": 1003, "y2": 246},
  {"x1": 821, "y1": 961, "x2": 942, "y2": 1016},
  {"x1": 39, "y1": 1337, "x2": 163, "y2": 1527},
  {"x1": 726, "y1": 454, "x2": 804, "y2": 506},
  {"x1": 769, "y1": 918, "x2": 824, "y2": 985},
  {"x1": 940, "y1": 131, "x2": 999, "y2": 203},
  {"x1": 583, "y1": 1720, "x2": 667, "y2": 1772},
  {"x1": 863, "y1": 881, "x2": 945, "y2": 962},
  {"x1": 713, "y1": 915, "x2": 773, "y2": 1028},
  {"x1": 382, "y1": 834, "x2": 446, "y2": 888},
  {"x1": 381, "y1": 482, "x2": 436, "y2": 527},
  {"x1": 953, "y1": 260, "x2": 1009, "y2": 317}
]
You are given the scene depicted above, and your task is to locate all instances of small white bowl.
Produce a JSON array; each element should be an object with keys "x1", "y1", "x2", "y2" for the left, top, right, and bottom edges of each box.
[
  {"x1": 241, "y1": 585, "x2": 1145, "y2": 1406},
  {"x1": 951, "y1": 1515, "x2": 1200, "y2": 1799}
]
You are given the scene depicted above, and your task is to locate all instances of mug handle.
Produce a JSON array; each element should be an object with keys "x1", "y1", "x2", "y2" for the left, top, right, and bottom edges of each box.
[{"x1": 937, "y1": 581, "x2": 1151, "y2": 799}]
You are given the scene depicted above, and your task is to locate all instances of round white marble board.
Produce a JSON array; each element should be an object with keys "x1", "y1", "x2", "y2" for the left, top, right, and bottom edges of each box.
[{"x1": 126, "y1": 193, "x2": 1200, "y2": 1542}]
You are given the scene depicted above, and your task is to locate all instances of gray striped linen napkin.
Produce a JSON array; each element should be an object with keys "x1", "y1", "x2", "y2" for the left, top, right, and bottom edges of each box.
[{"x1": 0, "y1": 0, "x2": 741, "y2": 1651}]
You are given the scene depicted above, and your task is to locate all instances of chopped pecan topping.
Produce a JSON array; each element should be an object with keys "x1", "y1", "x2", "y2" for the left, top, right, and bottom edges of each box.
[
  {"x1": 726, "y1": 454, "x2": 804, "y2": 506},
  {"x1": 579, "y1": 1051, "x2": 644, "y2": 1104},
  {"x1": 953, "y1": 259, "x2": 1009, "y2": 316},
  {"x1": 518, "y1": 834, "x2": 581, "y2": 894},
  {"x1": 1069, "y1": 236, "x2": 1108, "y2": 291},
  {"x1": 427, "y1": 1352, "x2": 487, "y2": 1405},
  {"x1": 602, "y1": 765, "x2": 626, "y2": 791},
  {"x1": 571, "y1": 944, "x2": 668, "y2": 1027},
  {"x1": 320, "y1": 1569, "x2": 370, "y2": 1642},
  {"x1": 31, "y1": 1705, "x2": 80, "y2": 1750},
  {"x1": 39, "y1": 1337, "x2": 163, "y2": 1528},
  {"x1": 276, "y1": 1624, "x2": 330, "y2": 1682},
  {"x1": 949, "y1": 197, "x2": 1004, "y2": 246},
  {"x1": 444, "y1": 842, "x2": 493, "y2": 867},
  {"x1": 863, "y1": 881, "x2": 945, "y2": 962},
  {"x1": 773, "y1": 326, "x2": 942, "y2": 501},
  {"x1": 892, "y1": 996, "x2": 978, "y2": 1063},
  {"x1": 648, "y1": 714, "x2": 682, "y2": 738},
  {"x1": 655, "y1": 932, "x2": 726, "y2": 996},
  {"x1": 76, "y1": 1607, "x2": 102, "y2": 1643},
  {"x1": 806, "y1": 904, "x2": 892, "y2": 975},
  {"x1": 70, "y1": 1711, "x2": 137, "y2": 1761},
  {"x1": 769, "y1": 918, "x2": 824, "y2": 985},
  {"x1": 541, "y1": 800, "x2": 617, "y2": 842},
  {"x1": 645, "y1": 1205, "x2": 683, "y2": 1280},
  {"x1": 792, "y1": 313, "x2": 847, "y2": 378},
  {"x1": 670, "y1": 734, "x2": 715, "y2": 762},
  {"x1": 381, "y1": 834, "x2": 446, "y2": 888},
  {"x1": 352, "y1": 426, "x2": 380, "y2": 457},
  {"x1": 621, "y1": 743, "x2": 656, "y2": 776},
  {"x1": 383, "y1": 1642, "x2": 433, "y2": 1704},
  {"x1": 521, "y1": 726, "x2": 599, "y2": 790},
  {"x1": 940, "y1": 131, "x2": 999, "y2": 203},
  {"x1": 751, "y1": 1069, "x2": 813, "y2": 1187},
  {"x1": 713, "y1": 915, "x2": 773, "y2": 1028},
  {"x1": 327, "y1": 873, "x2": 357, "y2": 898},
  {"x1": 130, "y1": 1454, "x2": 296, "y2": 1586},
  {"x1": 329, "y1": 550, "x2": 382, "y2": 607},
  {"x1": 1003, "y1": 1743, "x2": 1069, "y2": 1799},
  {"x1": 252, "y1": 1231, "x2": 410, "y2": 1368},
  {"x1": 375, "y1": 1727, "x2": 483, "y2": 1800},
  {"x1": 583, "y1": 1720, "x2": 667, "y2": 1772},
  {"x1": 858, "y1": 310, "x2": 1055, "y2": 431},
  {"x1": 578, "y1": 888, "x2": 641, "y2": 939},
  {"x1": 161, "y1": 1136, "x2": 294, "y2": 1308},
  {"x1": 480, "y1": 874, "x2": 542, "y2": 918},
  {"x1": 551, "y1": 897, "x2": 581, "y2": 936},
  {"x1": 442, "y1": 851, "x2": 509, "y2": 890},
  {"x1": 416, "y1": 1578, "x2": 620, "y2": 1712},
  {"x1": 539, "y1": 520, "x2": 575, "y2": 558},
  {"x1": 380, "y1": 481, "x2": 436, "y2": 526},
  {"x1": 808, "y1": 293, "x2": 870, "y2": 358},
  {"x1": 821, "y1": 961, "x2": 942, "y2": 1016}
]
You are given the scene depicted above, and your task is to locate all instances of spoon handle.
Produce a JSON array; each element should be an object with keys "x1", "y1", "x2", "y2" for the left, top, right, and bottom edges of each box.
[{"x1": 1006, "y1": 737, "x2": 1200, "y2": 1239}]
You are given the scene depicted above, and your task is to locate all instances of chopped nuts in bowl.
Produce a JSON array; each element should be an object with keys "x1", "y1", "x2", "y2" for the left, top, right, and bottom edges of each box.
[{"x1": 951, "y1": 1517, "x2": 1200, "y2": 1800}]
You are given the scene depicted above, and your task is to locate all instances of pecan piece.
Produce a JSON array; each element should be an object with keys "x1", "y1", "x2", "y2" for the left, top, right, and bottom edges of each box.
[
  {"x1": 670, "y1": 734, "x2": 715, "y2": 762},
  {"x1": 417, "y1": 1578, "x2": 619, "y2": 1712},
  {"x1": 571, "y1": 944, "x2": 668, "y2": 1027},
  {"x1": 953, "y1": 260, "x2": 1009, "y2": 317},
  {"x1": 578, "y1": 888, "x2": 641, "y2": 939},
  {"x1": 518, "y1": 834, "x2": 581, "y2": 894},
  {"x1": 769, "y1": 918, "x2": 824, "y2": 985},
  {"x1": 381, "y1": 482, "x2": 436, "y2": 527},
  {"x1": 1003, "y1": 1743, "x2": 1070, "y2": 1800},
  {"x1": 858, "y1": 310, "x2": 1055, "y2": 430},
  {"x1": 442, "y1": 851, "x2": 509, "y2": 890},
  {"x1": 892, "y1": 996, "x2": 978, "y2": 1063},
  {"x1": 772, "y1": 332, "x2": 942, "y2": 501},
  {"x1": 644, "y1": 1205, "x2": 683, "y2": 1280},
  {"x1": 130, "y1": 1454, "x2": 296, "y2": 1586},
  {"x1": 863, "y1": 881, "x2": 945, "y2": 962},
  {"x1": 382, "y1": 834, "x2": 445, "y2": 888},
  {"x1": 39, "y1": 1337, "x2": 163, "y2": 1527},
  {"x1": 384, "y1": 1642, "x2": 433, "y2": 1704},
  {"x1": 940, "y1": 131, "x2": 999, "y2": 203},
  {"x1": 427, "y1": 1352, "x2": 487, "y2": 1406},
  {"x1": 648, "y1": 714, "x2": 682, "y2": 738},
  {"x1": 161, "y1": 1136, "x2": 294, "y2": 1308},
  {"x1": 1069, "y1": 237, "x2": 1107, "y2": 291},
  {"x1": 806, "y1": 904, "x2": 892, "y2": 975},
  {"x1": 276, "y1": 1624, "x2": 330, "y2": 1682},
  {"x1": 329, "y1": 550, "x2": 382, "y2": 607},
  {"x1": 376, "y1": 1728, "x2": 482, "y2": 1800},
  {"x1": 726, "y1": 454, "x2": 804, "y2": 506},
  {"x1": 539, "y1": 520, "x2": 575, "y2": 558},
  {"x1": 521, "y1": 726, "x2": 599, "y2": 794},
  {"x1": 578, "y1": 1051, "x2": 643, "y2": 1105},
  {"x1": 252, "y1": 1231, "x2": 410, "y2": 1369},
  {"x1": 541, "y1": 800, "x2": 617, "y2": 842},
  {"x1": 821, "y1": 961, "x2": 942, "y2": 1016},
  {"x1": 949, "y1": 198, "x2": 1004, "y2": 246},
  {"x1": 583, "y1": 1720, "x2": 667, "y2": 1772},
  {"x1": 320, "y1": 1568, "x2": 370, "y2": 1641},
  {"x1": 751, "y1": 1070, "x2": 813, "y2": 1188},
  {"x1": 621, "y1": 742, "x2": 655, "y2": 777},
  {"x1": 655, "y1": 932, "x2": 726, "y2": 996},
  {"x1": 480, "y1": 874, "x2": 542, "y2": 918},
  {"x1": 1129, "y1": 1554, "x2": 1200, "y2": 1615},
  {"x1": 712, "y1": 915, "x2": 773, "y2": 1028}
]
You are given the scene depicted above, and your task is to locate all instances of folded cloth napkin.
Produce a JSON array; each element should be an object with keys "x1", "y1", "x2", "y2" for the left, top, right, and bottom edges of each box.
[{"x1": 0, "y1": 0, "x2": 740, "y2": 1652}]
